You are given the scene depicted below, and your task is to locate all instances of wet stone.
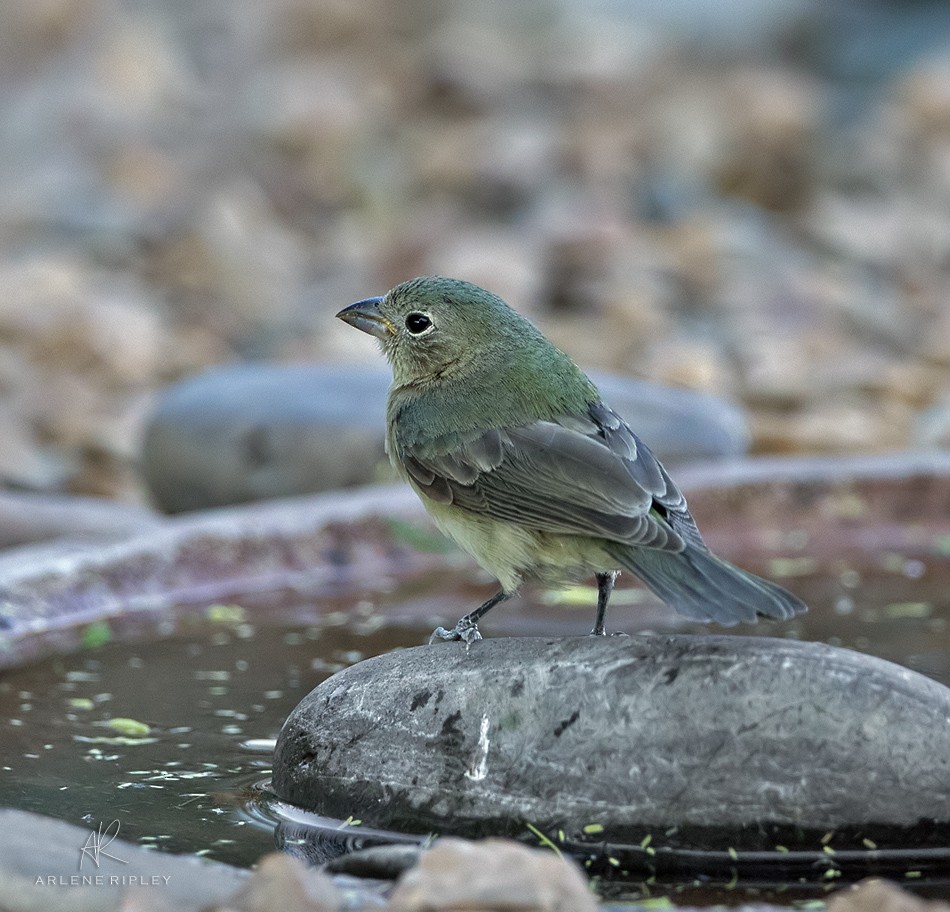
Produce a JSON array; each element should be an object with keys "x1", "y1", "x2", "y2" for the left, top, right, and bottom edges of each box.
[
  {"x1": 209, "y1": 852, "x2": 343, "y2": 912},
  {"x1": 387, "y1": 838, "x2": 597, "y2": 912},
  {"x1": 141, "y1": 363, "x2": 750, "y2": 513},
  {"x1": 273, "y1": 635, "x2": 950, "y2": 851}
]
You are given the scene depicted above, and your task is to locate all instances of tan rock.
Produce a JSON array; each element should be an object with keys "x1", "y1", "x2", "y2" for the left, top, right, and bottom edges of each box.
[
  {"x1": 92, "y1": 17, "x2": 194, "y2": 116},
  {"x1": 638, "y1": 336, "x2": 736, "y2": 397},
  {"x1": 387, "y1": 838, "x2": 597, "y2": 912},
  {"x1": 425, "y1": 227, "x2": 541, "y2": 314},
  {"x1": 716, "y1": 68, "x2": 820, "y2": 211},
  {"x1": 0, "y1": 0, "x2": 97, "y2": 73},
  {"x1": 209, "y1": 852, "x2": 342, "y2": 912},
  {"x1": 751, "y1": 400, "x2": 912, "y2": 455},
  {"x1": 923, "y1": 307, "x2": 950, "y2": 368},
  {"x1": 119, "y1": 886, "x2": 181, "y2": 912},
  {"x1": 827, "y1": 878, "x2": 950, "y2": 912},
  {"x1": 0, "y1": 256, "x2": 169, "y2": 387},
  {"x1": 898, "y1": 61, "x2": 950, "y2": 142},
  {"x1": 739, "y1": 334, "x2": 820, "y2": 408}
]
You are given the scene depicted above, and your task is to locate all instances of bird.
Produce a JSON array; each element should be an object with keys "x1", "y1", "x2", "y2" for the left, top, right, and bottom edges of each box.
[{"x1": 336, "y1": 276, "x2": 807, "y2": 644}]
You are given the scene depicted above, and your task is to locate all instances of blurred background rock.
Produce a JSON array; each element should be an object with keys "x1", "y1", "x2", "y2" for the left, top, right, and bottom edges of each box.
[{"x1": 1, "y1": 0, "x2": 949, "y2": 509}]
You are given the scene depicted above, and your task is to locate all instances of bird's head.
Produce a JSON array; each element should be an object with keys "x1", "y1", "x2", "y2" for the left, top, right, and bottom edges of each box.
[{"x1": 336, "y1": 276, "x2": 537, "y2": 386}]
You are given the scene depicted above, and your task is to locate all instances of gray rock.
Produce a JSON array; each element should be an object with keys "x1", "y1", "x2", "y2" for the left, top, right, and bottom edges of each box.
[
  {"x1": 0, "y1": 808, "x2": 248, "y2": 912},
  {"x1": 273, "y1": 635, "x2": 950, "y2": 850},
  {"x1": 915, "y1": 400, "x2": 950, "y2": 451},
  {"x1": 141, "y1": 363, "x2": 391, "y2": 513},
  {"x1": 0, "y1": 490, "x2": 161, "y2": 550},
  {"x1": 141, "y1": 363, "x2": 749, "y2": 513}
]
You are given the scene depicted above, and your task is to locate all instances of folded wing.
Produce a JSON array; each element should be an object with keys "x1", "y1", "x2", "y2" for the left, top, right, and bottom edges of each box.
[{"x1": 398, "y1": 401, "x2": 705, "y2": 554}]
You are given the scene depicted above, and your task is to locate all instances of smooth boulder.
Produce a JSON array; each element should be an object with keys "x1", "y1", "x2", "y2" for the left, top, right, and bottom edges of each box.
[
  {"x1": 141, "y1": 363, "x2": 749, "y2": 512},
  {"x1": 142, "y1": 364, "x2": 390, "y2": 513},
  {"x1": 273, "y1": 635, "x2": 950, "y2": 850}
]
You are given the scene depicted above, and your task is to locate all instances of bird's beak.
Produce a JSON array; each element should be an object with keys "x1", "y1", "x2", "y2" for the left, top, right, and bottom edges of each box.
[{"x1": 335, "y1": 296, "x2": 395, "y2": 340}]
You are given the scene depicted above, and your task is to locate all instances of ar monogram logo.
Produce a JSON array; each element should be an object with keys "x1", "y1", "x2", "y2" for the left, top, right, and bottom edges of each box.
[{"x1": 79, "y1": 820, "x2": 128, "y2": 870}]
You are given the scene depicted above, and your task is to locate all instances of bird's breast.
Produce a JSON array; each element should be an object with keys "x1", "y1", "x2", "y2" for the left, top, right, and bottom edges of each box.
[{"x1": 418, "y1": 496, "x2": 615, "y2": 593}]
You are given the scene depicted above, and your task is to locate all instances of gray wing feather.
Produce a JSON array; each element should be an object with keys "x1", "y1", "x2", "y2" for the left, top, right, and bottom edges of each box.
[{"x1": 398, "y1": 401, "x2": 704, "y2": 553}]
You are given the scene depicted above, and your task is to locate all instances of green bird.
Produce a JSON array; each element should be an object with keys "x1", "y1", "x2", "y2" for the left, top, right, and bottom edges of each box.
[{"x1": 337, "y1": 276, "x2": 806, "y2": 644}]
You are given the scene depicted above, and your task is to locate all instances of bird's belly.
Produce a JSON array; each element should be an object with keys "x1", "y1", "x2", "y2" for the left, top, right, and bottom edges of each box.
[{"x1": 421, "y1": 499, "x2": 613, "y2": 592}]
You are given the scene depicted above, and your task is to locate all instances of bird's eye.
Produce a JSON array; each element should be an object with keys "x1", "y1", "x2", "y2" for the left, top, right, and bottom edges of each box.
[{"x1": 405, "y1": 312, "x2": 433, "y2": 335}]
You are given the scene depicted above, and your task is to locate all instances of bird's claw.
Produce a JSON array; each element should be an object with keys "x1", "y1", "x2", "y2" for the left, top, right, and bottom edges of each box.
[
  {"x1": 588, "y1": 628, "x2": 629, "y2": 638},
  {"x1": 428, "y1": 623, "x2": 483, "y2": 646}
]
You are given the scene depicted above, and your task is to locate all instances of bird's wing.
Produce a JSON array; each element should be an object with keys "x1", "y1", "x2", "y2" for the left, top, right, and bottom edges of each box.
[{"x1": 397, "y1": 401, "x2": 705, "y2": 552}]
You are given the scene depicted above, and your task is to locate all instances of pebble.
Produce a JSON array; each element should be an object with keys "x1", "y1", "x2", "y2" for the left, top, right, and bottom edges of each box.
[
  {"x1": 210, "y1": 853, "x2": 342, "y2": 912},
  {"x1": 715, "y1": 69, "x2": 820, "y2": 212},
  {"x1": 387, "y1": 838, "x2": 596, "y2": 912},
  {"x1": 827, "y1": 878, "x2": 950, "y2": 912},
  {"x1": 0, "y1": 256, "x2": 185, "y2": 500},
  {"x1": 752, "y1": 401, "x2": 913, "y2": 456}
]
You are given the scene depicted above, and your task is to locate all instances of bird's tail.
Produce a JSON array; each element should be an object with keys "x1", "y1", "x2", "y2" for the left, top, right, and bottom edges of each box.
[{"x1": 606, "y1": 543, "x2": 807, "y2": 626}]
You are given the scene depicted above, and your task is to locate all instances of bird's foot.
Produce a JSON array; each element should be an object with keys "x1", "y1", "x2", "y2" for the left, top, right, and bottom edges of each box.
[
  {"x1": 428, "y1": 622, "x2": 483, "y2": 647},
  {"x1": 588, "y1": 628, "x2": 629, "y2": 638}
]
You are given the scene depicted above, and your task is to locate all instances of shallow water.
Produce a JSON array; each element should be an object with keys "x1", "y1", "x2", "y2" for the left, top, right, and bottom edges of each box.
[
  {"x1": 0, "y1": 579, "x2": 445, "y2": 868},
  {"x1": 0, "y1": 543, "x2": 948, "y2": 902}
]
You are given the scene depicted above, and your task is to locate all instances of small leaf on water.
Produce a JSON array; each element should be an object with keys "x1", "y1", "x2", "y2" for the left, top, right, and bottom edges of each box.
[
  {"x1": 82, "y1": 621, "x2": 111, "y2": 650},
  {"x1": 105, "y1": 718, "x2": 152, "y2": 737},
  {"x1": 768, "y1": 557, "x2": 818, "y2": 578},
  {"x1": 206, "y1": 604, "x2": 246, "y2": 623},
  {"x1": 883, "y1": 601, "x2": 932, "y2": 619}
]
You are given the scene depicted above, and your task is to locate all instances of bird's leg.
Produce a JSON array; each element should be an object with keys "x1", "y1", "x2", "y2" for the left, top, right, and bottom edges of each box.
[
  {"x1": 590, "y1": 571, "x2": 619, "y2": 636},
  {"x1": 429, "y1": 590, "x2": 510, "y2": 646}
]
